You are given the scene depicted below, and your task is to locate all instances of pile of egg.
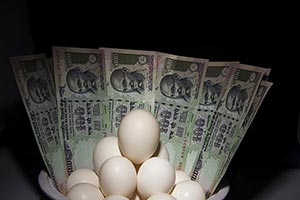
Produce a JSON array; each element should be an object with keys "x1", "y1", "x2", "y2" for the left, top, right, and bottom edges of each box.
[{"x1": 66, "y1": 110, "x2": 206, "y2": 200}]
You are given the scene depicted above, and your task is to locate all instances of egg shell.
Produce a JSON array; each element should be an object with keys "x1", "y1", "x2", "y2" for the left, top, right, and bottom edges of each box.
[
  {"x1": 148, "y1": 193, "x2": 177, "y2": 200},
  {"x1": 171, "y1": 180, "x2": 206, "y2": 200},
  {"x1": 67, "y1": 183, "x2": 104, "y2": 200},
  {"x1": 67, "y1": 168, "x2": 99, "y2": 192},
  {"x1": 118, "y1": 109, "x2": 160, "y2": 164},
  {"x1": 174, "y1": 170, "x2": 190, "y2": 184},
  {"x1": 105, "y1": 195, "x2": 129, "y2": 200},
  {"x1": 99, "y1": 156, "x2": 137, "y2": 198},
  {"x1": 93, "y1": 136, "x2": 121, "y2": 173},
  {"x1": 152, "y1": 142, "x2": 169, "y2": 161},
  {"x1": 137, "y1": 157, "x2": 175, "y2": 199}
]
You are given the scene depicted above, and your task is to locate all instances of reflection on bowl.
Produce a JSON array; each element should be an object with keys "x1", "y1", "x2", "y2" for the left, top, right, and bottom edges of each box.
[{"x1": 38, "y1": 170, "x2": 229, "y2": 200}]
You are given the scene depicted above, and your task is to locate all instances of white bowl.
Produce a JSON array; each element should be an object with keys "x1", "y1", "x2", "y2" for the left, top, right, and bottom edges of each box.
[{"x1": 38, "y1": 170, "x2": 229, "y2": 200}]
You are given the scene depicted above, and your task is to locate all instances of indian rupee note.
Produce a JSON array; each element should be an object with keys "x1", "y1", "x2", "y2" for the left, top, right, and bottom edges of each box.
[
  {"x1": 101, "y1": 48, "x2": 157, "y2": 135},
  {"x1": 196, "y1": 64, "x2": 269, "y2": 194},
  {"x1": 10, "y1": 54, "x2": 66, "y2": 193},
  {"x1": 53, "y1": 47, "x2": 106, "y2": 175},
  {"x1": 185, "y1": 62, "x2": 271, "y2": 177},
  {"x1": 155, "y1": 52, "x2": 208, "y2": 168},
  {"x1": 185, "y1": 62, "x2": 238, "y2": 176},
  {"x1": 209, "y1": 80, "x2": 273, "y2": 194}
]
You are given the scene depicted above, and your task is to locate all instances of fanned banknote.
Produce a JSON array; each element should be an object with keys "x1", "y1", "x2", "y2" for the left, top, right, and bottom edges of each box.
[
  {"x1": 53, "y1": 47, "x2": 106, "y2": 175},
  {"x1": 155, "y1": 52, "x2": 208, "y2": 168},
  {"x1": 101, "y1": 48, "x2": 157, "y2": 135},
  {"x1": 185, "y1": 62, "x2": 238, "y2": 176},
  {"x1": 195, "y1": 64, "x2": 269, "y2": 193},
  {"x1": 209, "y1": 80, "x2": 273, "y2": 194},
  {"x1": 10, "y1": 54, "x2": 66, "y2": 193}
]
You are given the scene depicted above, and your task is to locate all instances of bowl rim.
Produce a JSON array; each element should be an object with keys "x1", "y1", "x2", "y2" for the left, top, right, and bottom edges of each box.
[
  {"x1": 38, "y1": 170, "x2": 67, "y2": 200},
  {"x1": 38, "y1": 170, "x2": 229, "y2": 200}
]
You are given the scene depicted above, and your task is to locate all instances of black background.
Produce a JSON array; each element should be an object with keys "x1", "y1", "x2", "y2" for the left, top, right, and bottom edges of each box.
[{"x1": 2, "y1": 1, "x2": 300, "y2": 199}]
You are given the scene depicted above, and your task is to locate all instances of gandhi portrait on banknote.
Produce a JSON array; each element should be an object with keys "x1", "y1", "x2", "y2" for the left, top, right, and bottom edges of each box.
[
  {"x1": 160, "y1": 73, "x2": 193, "y2": 101},
  {"x1": 27, "y1": 76, "x2": 51, "y2": 103},
  {"x1": 225, "y1": 85, "x2": 248, "y2": 114},
  {"x1": 66, "y1": 67, "x2": 97, "y2": 94},
  {"x1": 241, "y1": 85, "x2": 264, "y2": 128},
  {"x1": 110, "y1": 67, "x2": 145, "y2": 94},
  {"x1": 201, "y1": 80, "x2": 222, "y2": 106}
]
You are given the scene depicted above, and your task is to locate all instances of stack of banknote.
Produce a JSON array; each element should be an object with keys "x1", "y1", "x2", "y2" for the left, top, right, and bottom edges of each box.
[{"x1": 10, "y1": 47, "x2": 272, "y2": 196}]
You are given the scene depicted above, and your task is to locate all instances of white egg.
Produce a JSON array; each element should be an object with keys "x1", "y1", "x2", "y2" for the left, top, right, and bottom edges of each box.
[
  {"x1": 105, "y1": 195, "x2": 129, "y2": 200},
  {"x1": 67, "y1": 183, "x2": 104, "y2": 200},
  {"x1": 67, "y1": 168, "x2": 99, "y2": 192},
  {"x1": 137, "y1": 157, "x2": 175, "y2": 199},
  {"x1": 99, "y1": 156, "x2": 137, "y2": 198},
  {"x1": 171, "y1": 180, "x2": 206, "y2": 200},
  {"x1": 93, "y1": 136, "x2": 121, "y2": 173},
  {"x1": 148, "y1": 193, "x2": 177, "y2": 200},
  {"x1": 118, "y1": 109, "x2": 160, "y2": 164},
  {"x1": 152, "y1": 142, "x2": 169, "y2": 161},
  {"x1": 174, "y1": 170, "x2": 190, "y2": 184}
]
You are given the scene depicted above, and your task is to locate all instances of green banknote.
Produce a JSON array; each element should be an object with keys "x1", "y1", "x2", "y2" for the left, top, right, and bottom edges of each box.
[
  {"x1": 196, "y1": 64, "x2": 269, "y2": 193},
  {"x1": 101, "y1": 48, "x2": 157, "y2": 135},
  {"x1": 53, "y1": 47, "x2": 106, "y2": 175},
  {"x1": 10, "y1": 54, "x2": 66, "y2": 193},
  {"x1": 185, "y1": 62, "x2": 238, "y2": 177},
  {"x1": 210, "y1": 80, "x2": 273, "y2": 194},
  {"x1": 155, "y1": 52, "x2": 208, "y2": 168}
]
